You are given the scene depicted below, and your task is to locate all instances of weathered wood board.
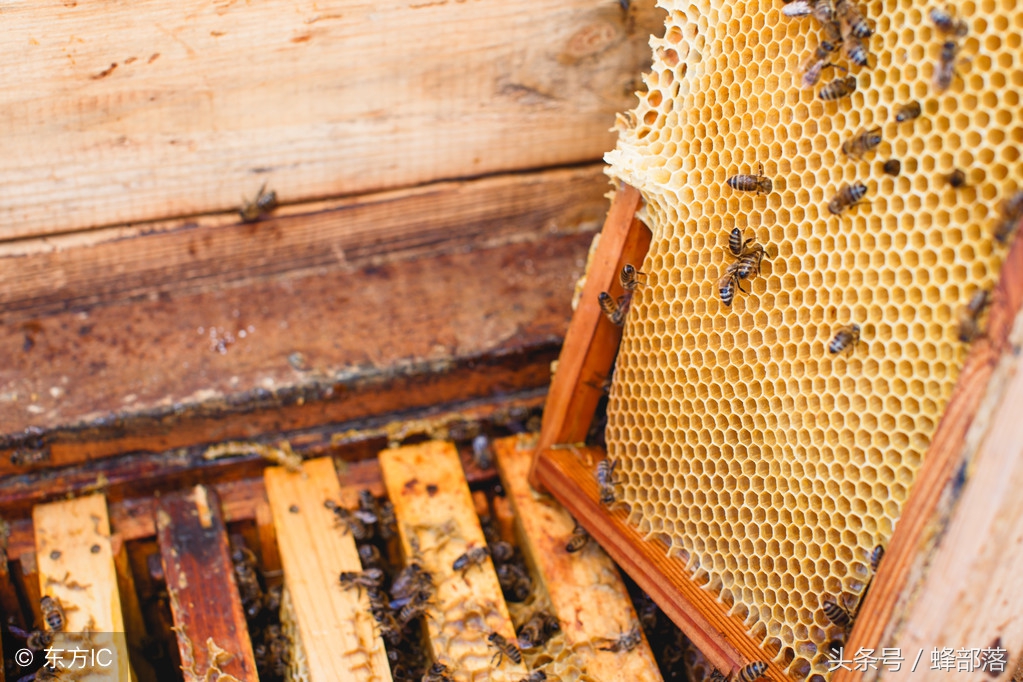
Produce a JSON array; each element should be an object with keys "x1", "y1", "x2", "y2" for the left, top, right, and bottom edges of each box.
[
  {"x1": 32, "y1": 493, "x2": 134, "y2": 681},
  {"x1": 264, "y1": 457, "x2": 392, "y2": 682},
  {"x1": 0, "y1": 0, "x2": 661, "y2": 240},
  {"x1": 379, "y1": 441, "x2": 527, "y2": 681},
  {"x1": 156, "y1": 485, "x2": 259, "y2": 681},
  {"x1": 496, "y1": 436, "x2": 663, "y2": 681}
]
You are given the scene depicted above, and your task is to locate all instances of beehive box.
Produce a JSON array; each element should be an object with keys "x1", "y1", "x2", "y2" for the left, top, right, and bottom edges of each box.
[{"x1": 531, "y1": 0, "x2": 1023, "y2": 679}]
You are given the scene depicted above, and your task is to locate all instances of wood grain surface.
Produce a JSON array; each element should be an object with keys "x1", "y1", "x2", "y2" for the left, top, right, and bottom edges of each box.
[
  {"x1": 0, "y1": 0, "x2": 661, "y2": 240},
  {"x1": 156, "y1": 485, "x2": 259, "y2": 682}
]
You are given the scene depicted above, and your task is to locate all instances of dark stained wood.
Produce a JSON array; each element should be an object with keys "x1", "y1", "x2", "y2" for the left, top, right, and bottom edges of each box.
[
  {"x1": 834, "y1": 228, "x2": 1023, "y2": 682},
  {"x1": 531, "y1": 183, "x2": 650, "y2": 487},
  {"x1": 533, "y1": 444, "x2": 788, "y2": 681},
  {"x1": 156, "y1": 485, "x2": 258, "y2": 681},
  {"x1": 0, "y1": 226, "x2": 586, "y2": 474}
]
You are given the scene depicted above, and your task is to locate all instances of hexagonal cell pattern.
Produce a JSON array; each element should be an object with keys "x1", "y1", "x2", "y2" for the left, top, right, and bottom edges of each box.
[{"x1": 604, "y1": 0, "x2": 1023, "y2": 679}]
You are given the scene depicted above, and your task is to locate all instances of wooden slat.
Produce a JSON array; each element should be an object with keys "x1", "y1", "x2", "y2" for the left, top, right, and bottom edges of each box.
[
  {"x1": 32, "y1": 493, "x2": 133, "y2": 681},
  {"x1": 874, "y1": 310, "x2": 1023, "y2": 680},
  {"x1": 0, "y1": 166, "x2": 607, "y2": 319},
  {"x1": 264, "y1": 457, "x2": 392, "y2": 682},
  {"x1": 531, "y1": 182, "x2": 651, "y2": 485},
  {"x1": 0, "y1": 0, "x2": 661, "y2": 240},
  {"x1": 379, "y1": 441, "x2": 527, "y2": 681},
  {"x1": 112, "y1": 534, "x2": 158, "y2": 682},
  {"x1": 0, "y1": 542, "x2": 25, "y2": 629},
  {"x1": 495, "y1": 436, "x2": 663, "y2": 682},
  {"x1": 155, "y1": 485, "x2": 258, "y2": 681},
  {"x1": 533, "y1": 445, "x2": 788, "y2": 681},
  {"x1": 0, "y1": 228, "x2": 585, "y2": 472}
]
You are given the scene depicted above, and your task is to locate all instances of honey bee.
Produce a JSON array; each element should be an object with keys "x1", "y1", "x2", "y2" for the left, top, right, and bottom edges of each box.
[
  {"x1": 709, "y1": 672, "x2": 728, "y2": 682},
  {"x1": 453, "y1": 545, "x2": 491, "y2": 576},
  {"x1": 26, "y1": 629, "x2": 54, "y2": 651},
  {"x1": 882, "y1": 159, "x2": 902, "y2": 176},
  {"x1": 393, "y1": 588, "x2": 434, "y2": 625},
  {"x1": 392, "y1": 561, "x2": 434, "y2": 602},
  {"x1": 869, "y1": 544, "x2": 885, "y2": 572},
  {"x1": 378, "y1": 500, "x2": 398, "y2": 540},
  {"x1": 836, "y1": 0, "x2": 873, "y2": 38},
  {"x1": 827, "y1": 181, "x2": 868, "y2": 214},
  {"x1": 994, "y1": 190, "x2": 1023, "y2": 243},
  {"x1": 598, "y1": 292, "x2": 627, "y2": 326},
  {"x1": 894, "y1": 101, "x2": 922, "y2": 122},
  {"x1": 422, "y1": 662, "x2": 454, "y2": 682},
  {"x1": 734, "y1": 246, "x2": 767, "y2": 280},
  {"x1": 934, "y1": 40, "x2": 961, "y2": 92},
  {"x1": 728, "y1": 227, "x2": 755, "y2": 257},
  {"x1": 810, "y1": 0, "x2": 836, "y2": 24},
  {"x1": 598, "y1": 625, "x2": 643, "y2": 653},
  {"x1": 718, "y1": 263, "x2": 746, "y2": 308},
  {"x1": 325, "y1": 500, "x2": 373, "y2": 540},
  {"x1": 782, "y1": 0, "x2": 814, "y2": 16},
  {"x1": 822, "y1": 595, "x2": 854, "y2": 629},
  {"x1": 597, "y1": 457, "x2": 619, "y2": 505},
  {"x1": 565, "y1": 520, "x2": 591, "y2": 553},
  {"x1": 828, "y1": 324, "x2": 861, "y2": 354},
  {"x1": 358, "y1": 544, "x2": 385, "y2": 570},
  {"x1": 517, "y1": 610, "x2": 560, "y2": 649},
  {"x1": 948, "y1": 168, "x2": 968, "y2": 188},
  {"x1": 488, "y1": 632, "x2": 523, "y2": 666},
  {"x1": 819, "y1": 75, "x2": 857, "y2": 100},
  {"x1": 518, "y1": 672, "x2": 547, "y2": 682},
  {"x1": 842, "y1": 127, "x2": 882, "y2": 158},
  {"x1": 497, "y1": 562, "x2": 532, "y2": 602},
  {"x1": 490, "y1": 540, "x2": 516, "y2": 564},
  {"x1": 930, "y1": 6, "x2": 969, "y2": 36},
  {"x1": 358, "y1": 489, "x2": 380, "y2": 520},
  {"x1": 736, "y1": 661, "x2": 769, "y2": 681},
  {"x1": 801, "y1": 44, "x2": 843, "y2": 89},
  {"x1": 472, "y1": 434, "x2": 494, "y2": 470},
  {"x1": 339, "y1": 567, "x2": 386, "y2": 594},
  {"x1": 40, "y1": 595, "x2": 66, "y2": 632},
  {"x1": 231, "y1": 545, "x2": 265, "y2": 619},
  {"x1": 841, "y1": 31, "x2": 872, "y2": 66},
  {"x1": 726, "y1": 162, "x2": 773, "y2": 194},
  {"x1": 239, "y1": 183, "x2": 279, "y2": 223},
  {"x1": 619, "y1": 263, "x2": 646, "y2": 291},
  {"x1": 957, "y1": 289, "x2": 990, "y2": 342}
]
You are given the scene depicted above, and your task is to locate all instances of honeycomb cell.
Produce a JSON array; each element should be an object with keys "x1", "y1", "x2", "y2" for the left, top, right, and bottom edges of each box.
[{"x1": 604, "y1": 0, "x2": 1020, "y2": 676}]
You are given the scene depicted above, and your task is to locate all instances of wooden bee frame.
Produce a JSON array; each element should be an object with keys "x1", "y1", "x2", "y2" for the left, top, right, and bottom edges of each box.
[{"x1": 529, "y1": 183, "x2": 1023, "y2": 681}]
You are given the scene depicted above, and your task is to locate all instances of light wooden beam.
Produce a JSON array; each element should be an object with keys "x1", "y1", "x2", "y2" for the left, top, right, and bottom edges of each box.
[
  {"x1": 33, "y1": 493, "x2": 133, "y2": 681},
  {"x1": 496, "y1": 436, "x2": 664, "y2": 681},
  {"x1": 379, "y1": 441, "x2": 527, "y2": 681},
  {"x1": 264, "y1": 458, "x2": 392, "y2": 682}
]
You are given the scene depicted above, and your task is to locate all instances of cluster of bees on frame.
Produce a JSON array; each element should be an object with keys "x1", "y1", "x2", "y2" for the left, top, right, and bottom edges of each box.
[
  {"x1": 230, "y1": 539, "x2": 289, "y2": 680},
  {"x1": 329, "y1": 486, "x2": 558, "y2": 681}
]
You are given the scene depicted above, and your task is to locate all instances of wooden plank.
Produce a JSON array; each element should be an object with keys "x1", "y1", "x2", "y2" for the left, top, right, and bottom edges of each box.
[
  {"x1": 0, "y1": 165, "x2": 607, "y2": 319},
  {"x1": 155, "y1": 485, "x2": 259, "y2": 682},
  {"x1": 32, "y1": 493, "x2": 133, "y2": 681},
  {"x1": 870, "y1": 310, "x2": 1023, "y2": 680},
  {"x1": 112, "y1": 534, "x2": 158, "y2": 682},
  {"x1": 495, "y1": 436, "x2": 663, "y2": 682},
  {"x1": 531, "y1": 183, "x2": 650, "y2": 486},
  {"x1": 834, "y1": 215, "x2": 1023, "y2": 682},
  {"x1": 533, "y1": 445, "x2": 787, "y2": 681},
  {"x1": 264, "y1": 457, "x2": 392, "y2": 682},
  {"x1": 0, "y1": 228, "x2": 586, "y2": 472},
  {"x1": 379, "y1": 441, "x2": 528, "y2": 681},
  {"x1": 0, "y1": 0, "x2": 661, "y2": 240}
]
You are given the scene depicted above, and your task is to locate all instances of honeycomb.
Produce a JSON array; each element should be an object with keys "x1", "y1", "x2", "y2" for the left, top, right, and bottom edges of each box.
[{"x1": 602, "y1": 0, "x2": 1023, "y2": 678}]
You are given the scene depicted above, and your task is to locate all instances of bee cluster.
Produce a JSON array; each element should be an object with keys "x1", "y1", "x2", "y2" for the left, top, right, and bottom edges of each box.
[
  {"x1": 228, "y1": 538, "x2": 289, "y2": 681},
  {"x1": 601, "y1": 0, "x2": 1023, "y2": 676}
]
